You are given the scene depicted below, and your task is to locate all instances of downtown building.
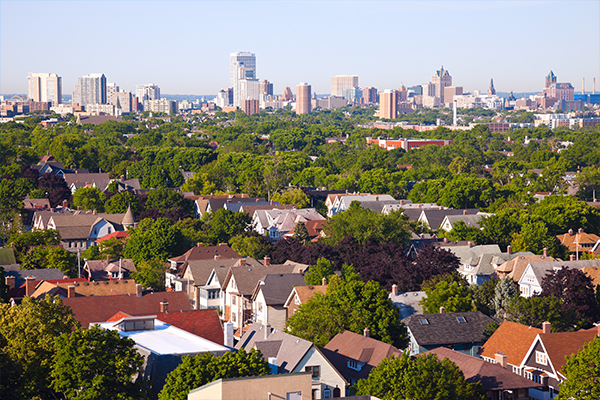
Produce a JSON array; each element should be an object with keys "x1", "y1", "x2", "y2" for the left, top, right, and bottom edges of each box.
[
  {"x1": 28, "y1": 73, "x2": 62, "y2": 105},
  {"x1": 73, "y1": 73, "x2": 107, "y2": 106},
  {"x1": 379, "y1": 89, "x2": 398, "y2": 119},
  {"x1": 144, "y1": 99, "x2": 177, "y2": 115},
  {"x1": 331, "y1": 75, "x2": 358, "y2": 97},
  {"x1": 230, "y1": 51, "x2": 257, "y2": 107},
  {"x1": 296, "y1": 82, "x2": 311, "y2": 115}
]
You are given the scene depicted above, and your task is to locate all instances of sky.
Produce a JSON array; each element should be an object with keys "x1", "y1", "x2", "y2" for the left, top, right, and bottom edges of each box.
[{"x1": 1, "y1": 1, "x2": 599, "y2": 96}]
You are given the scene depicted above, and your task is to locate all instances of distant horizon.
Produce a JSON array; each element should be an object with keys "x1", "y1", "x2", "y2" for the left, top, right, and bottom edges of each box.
[{"x1": 1, "y1": 1, "x2": 598, "y2": 97}]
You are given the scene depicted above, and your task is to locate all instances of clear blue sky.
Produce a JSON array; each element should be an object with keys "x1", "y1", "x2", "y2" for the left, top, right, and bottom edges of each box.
[{"x1": 1, "y1": 1, "x2": 598, "y2": 96}]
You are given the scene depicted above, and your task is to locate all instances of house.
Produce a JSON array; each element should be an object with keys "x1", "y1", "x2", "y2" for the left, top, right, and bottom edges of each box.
[
  {"x1": 5, "y1": 268, "x2": 66, "y2": 300},
  {"x1": 236, "y1": 323, "x2": 347, "y2": 398},
  {"x1": 418, "y1": 208, "x2": 480, "y2": 231},
  {"x1": 111, "y1": 175, "x2": 141, "y2": 192},
  {"x1": 63, "y1": 172, "x2": 112, "y2": 193},
  {"x1": 188, "y1": 372, "x2": 313, "y2": 400},
  {"x1": 83, "y1": 257, "x2": 136, "y2": 281},
  {"x1": 30, "y1": 278, "x2": 135, "y2": 299},
  {"x1": 253, "y1": 208, "x2": 325, "y2": 241},
  {"x1": 61, "y1": 289, "x2": 193, "y2": 328},
  {"x1": 283, "y1": 284, "x2": 327, "y2": 318},
  {"x1": 23, "y1": 197, "x2": 50, "y2": 210},
  {"x1": 251, "y1": 273, "x2": 307, "y2": 330},
  {"x1": 388, "y1": 284, "x2": 426, "y2": 319},
  {"x1": 95, "y1": 313, "x2": 229, "y2": 398},
  {"x1": 191, "y1": 195, "x2": 264, "y2": 218},
  {"x1": 556, "y1": 228, "x2": 600, "y2": 256},
  {"x1": 321, "y1": 330, "x2": 402, "y2": 386},
  {"x1": 424, "y1": 347, "x2": 542, "y2": 400},
  {"x1": 402, "y1": 311, "x2": 498, "y2": 356},
  {"x1": 328, "y1": 194, "x2": 395, "y2": 217},
  {"x1": 239, "y1": 203, "x2": 296, "y2": 220},
  {"x1": 495, "y1": 251, "x2": 556, "y2": 281},
  {"x1": 517, "y1": 260, "x2": 600, "y2": 297},
  {"x1": 438, "y1": 212, "x2": 491, "y2": 232}
]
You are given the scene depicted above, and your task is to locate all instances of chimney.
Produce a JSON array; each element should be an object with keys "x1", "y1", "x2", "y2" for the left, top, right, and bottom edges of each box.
[
  {"x1": 136, "y1": 284, "x2": 143, "y2": 297},
  {"x1": 322, "y1": 277, "x2": 327, "y2": 286},
  {"x1": 568, "y1": 229, "x2": 574, "y2": 235},
  {"x1": 570, "y1": 254, "x2": 576, "y2": 261},
  {"x1": 265, "y1": 324, "x2": 271, "y2": 340},
  {"x1": 463, "y1": 209, "x2": 467, "y2": 215},
  {"x1": 495, "y1": 352, "x2": 508, "y2": 369},
  {"x1": 578, "y1": 228, "x2": 583, "y2": 234},
  {"x1": 543, "y1": 248, "x2": 548, "y2": 257},
  {"x1": 120, "y1": 175, "x2": 125, "y2": 182},
  {"x1": 363, "y1": 327, "x2": 370, "y2": 337},
  {"x1": 443, "y1": 237, "x2": 449, "y2": 243},
  {"x1": 160, "y1": 299, "x2": 169, "y2": 313},
  {"x1": 106, "y1": 254, "x2": 111, "y2": 262},
  {"x1": 392, "y1": 284, "x2": 398, "y2": 296},
  {"x1": 62, "y1": 199, "x2": 68, "y2": 208},
  {"x1": 439, "y1": 306, "x2": 445, "y2": 313},
  {"x1": 224, "y1": 323, "x2": 234, "y2": 347},
  {"x1": 264, "y1": 256, "x2": 271, "y2": 266},
  {"x1": 197, "y1": 242, "x2": 202, "y2": 247},
  {"x1": 400, "y1": 200, "x2": 404, "y2": 205},
  {"x1": 507, "y1": 245, "x2": 512, "y2": 255},
  {"x1": 542, "y1": 321, "x2": 551, "y2": 334},
  {"x1": 467, "y1": 241, "x2": 474, "y2": 248},
  {"x1": 5, "y1": 275, "x2": 15, "y2": 290},
  {"x1": 25, "y1": 276, "x2": 36, "y2": 297},
  {"x1": 67, "y1": 285, "x2": 75, "y2": 298},
  {"x1": 93, "y1": 209, "x2": 97, "y2": 215}
]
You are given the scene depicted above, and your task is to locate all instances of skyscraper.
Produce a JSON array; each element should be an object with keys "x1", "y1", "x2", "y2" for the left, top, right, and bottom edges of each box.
[
  {"x1": 260, "y1": 80, "x2": 273, "y2": 96},
  {"x1": 296, "y1": 83, "x2": 311, "y2": 115},
  {"x1": 230, "y1": 52, "x2": 257, "y2": 107},
  {"x1": 136, "y1": 84, "x2": 160, "y2": 103},
  {"x1": 379, "y1": 90, "x2": 398, "y2": 119},
  {"x1": 431, "y1": 66, "x2": 452, "y2": 104},
  {"x1": 73, "y1": 73, "x2": 107, "y2": 106},
  {"x1": 282, "y1": 87, "x2": 293, "y2": 102},
  {"x1": 28, "y1": 73, "x2": 62, "y2": 105},
  {"x1": 331, "y1": 75, "x2": 359, "y2": 97}
]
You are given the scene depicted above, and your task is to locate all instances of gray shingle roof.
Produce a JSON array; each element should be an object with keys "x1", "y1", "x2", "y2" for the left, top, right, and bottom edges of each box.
[
  {"x1": 252, "y1": 273, "x2": 307, "y2": 306},
  {"x1": 6, "y1": 268, "x2": 65, "y2": 287}
]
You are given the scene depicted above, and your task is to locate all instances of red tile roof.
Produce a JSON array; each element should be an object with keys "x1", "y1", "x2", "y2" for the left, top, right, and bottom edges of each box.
[
  {"x1": 96, "y1": 231, "x2": 130, "y2": 242},
  {"x1": 479, "y1": 321, "x2": 542, "y2": 366},
  {"x1": 62, "y1": 291, "x2": 193, "y2": 329}
]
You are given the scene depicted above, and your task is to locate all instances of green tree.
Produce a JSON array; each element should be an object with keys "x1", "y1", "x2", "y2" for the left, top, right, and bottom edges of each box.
[
  {"x1": 0, "y1": 266, "x2": 10, "y2": 303},
  {"x1": 124, "y1": 218, "x2": 189, "y2": 264},
  {"x1": 72, "y1": 187, "x2": 106, "y2": 212},
  {"x1": 21, "y1": 246, "x2": 78, "y2": 277},
  {"x1": 229, "y1": 233, "x2": 273, "y2": 259},
  {"x1": 504, "y1": 295, "x2": 568, "y2": 332},
  {"x1": 270, "y1": 187, "x2": 310, "y2": 208},
  {"x1": 0, "y1": 295, "x2": 79, "y2": 399},
  {"x1": 558, "y1": 336, "x2": 600, "y2": 400},
  {"x1": 470, "y1": 277, "x2": 498, "y2": 316},
  {"x1": 201, "y1": 209, "x2": 251, "y2": 245},
  {"x1": 132, "y1": 259, "x2": 167, "y2": 291},
  {"x1": 304, "y1": 257, "x2": 335, "y2": 285},
  {"x1": 104, "y1": 191, "x2": 142, "y2": 214},
  {"x1": 159, "y1": 348, "x2": 270, "y2": 400},
  {"x1": 51, "y1": 325, "x2": 144, "y2": 400},
  {"x1": 355, "y1": 352, "x2": 484, "y2": 400},
  {"x1": 9, "y1": 228, "x2": 61, "y2": 263},
  {"x1": 492, "y1": 277, "x2": 518, "y2": 317},
  {"x1": 292, "y1": 221, "x2": 310, "y2": 244},
  {"x1": 420, "y1": 280, "x2": 473, "y2": 314},
  {"x1": 510, "y1": 219, "x2": 568, "y2": 259},
  {"x1": 181, "y1": 172, "x2": 217, "y2": 195},
  {"x1": 286, "y1": 279, "x2": 408, "y2": 349}
]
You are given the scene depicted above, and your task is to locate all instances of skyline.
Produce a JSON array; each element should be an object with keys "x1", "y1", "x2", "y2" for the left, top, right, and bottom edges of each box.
[{"x1": 1, "y1": 1, "x2": 599, "y2": 97}]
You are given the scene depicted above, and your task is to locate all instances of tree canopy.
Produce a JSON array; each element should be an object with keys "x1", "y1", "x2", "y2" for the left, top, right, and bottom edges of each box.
[{"x1": 558, "y1": 336, "x2": 600, "y2": 400}]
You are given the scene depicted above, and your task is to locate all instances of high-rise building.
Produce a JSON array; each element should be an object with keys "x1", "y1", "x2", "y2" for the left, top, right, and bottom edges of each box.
[
  {"x1": 73, "y1": 73, "x2": 107, "y2": 106},
  {"x1": 230, "y1": 52, "x2": 256, "y2": 107},
  {"x1": 136, "y1": 84, "x2": 160, "y2": 103},
  {"x1": 342, "y1": 87, "x2": 362, "y2": 104},
  {"x1": 242, "y1": 99, "x2": 260, "y2": 115},
  {"x1": 331, "y1": 75, "x2": 359, "y2": 97},
  {"x1": 296, "y1": 83, "x2": 311, "y2": 115},
  {"x1": 107, "y1": 83, "x2": 119, "y2": 99},
  {"x1": 144, "y1": 99, "x2": 177, "y2": 114},
  {"x1": 487, "y1": 79, "x2": 496, "y2": 95},
  {"x1": 431, "y1": 66, "x2": 452, "y2": 104},
  {"x1": 260, "y1": 80, "x2": 273, "y2": 96},
  {"x1": 362, "y1": 87, "x2": 378, "y2": 104},
  {"x1": 28, "y1": 73, "x2": 62, "y2": 105},
  {"x1": 109, "y1": 91, "x2": 133, "y2": 113},
  {"x1": 379, "y1": 90, "x2": 398, "y2": 119},
  {"x1": 282, "y1": 87, "x2": 293, "y2": 102},
  {"x1": 239, "y1": 79, "x2": 261, "y2": 104}
]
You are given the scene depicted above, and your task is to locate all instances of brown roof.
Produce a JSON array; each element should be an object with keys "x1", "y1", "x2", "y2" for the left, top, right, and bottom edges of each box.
[
  {"x1": 557, "y1": 229, "x2": 600, "y2": 252},
  {"x1": 284, "y1": 285, "x2": 326, "y2": 308},
  {"x1": 581, "y1": 266, "x2": 600, "y2": 287},
  {"x1": 169, "y1": 245, "x2": 240, "y2": 263},
  {"x1": 223, "y1": 261, "x2": 297, "y2": 295},
  {"x1": 23, "y1": 198, "x2": 50, "y2": 210},
  {"x1": 497, "y1": 254, "x2": 556, "y2": 281},
  {"x1": 479, "y1": 321, "x2": 542, "y2": 366},
  {"x1": 304, "y1": 220, "x2": 325, "y2": 237},
  {"x1": 425, "y1": 347, "x2": 542, "y2": 392},
  {"x1": 62, "y1": 291, "x2": 193, "y2": 328},
  {"x1": 537, "y1": 329, "x2": 599, "y2": 376}
]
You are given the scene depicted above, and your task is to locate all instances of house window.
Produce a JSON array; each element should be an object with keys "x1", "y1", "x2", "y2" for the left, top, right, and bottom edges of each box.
[
  {"x1": 231, "y1": 313, "x2": 236, "y2": 322},
  {"x1": 536, "y1": 351, "x2": 547, "y2": 365},
  {"x1": 305, "y1": 365, "x2": 320, "y2": 379},
  {"x1": 419, "y1": 318, "x2": 429, "y2": 325},
  {"x1": 347, "y1": 360, "x2": 359, "y2": 370},
  {"x1": 323, "y1": 388, "x2": 331, "y2": 399},
  {"x1": 456, "y1": 316, "x2": 467, "y2": 323},
  {"x1": 231, "y1": 295, "x2": 236, "y2": 305},
  {"x1": 257, "y1": 303, "x2": 263, "y2": 313}
]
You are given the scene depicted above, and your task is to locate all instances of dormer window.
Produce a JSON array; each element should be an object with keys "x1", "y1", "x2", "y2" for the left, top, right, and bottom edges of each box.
[
  {"x1": 347, "y1": 360, "x2": 361, "y2": 371},
  {"x1": 457, "y1": 316, "x2": 467, "y2": 323},
  {"x1": 419, "y1": 318, "x2": 429, "y2": 325}
]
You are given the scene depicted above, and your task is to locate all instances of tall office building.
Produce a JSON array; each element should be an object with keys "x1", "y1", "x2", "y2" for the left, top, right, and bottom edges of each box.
[
  {"x1": 107, "y1": 83, "x2": 119, "y2": 99},
  {"x1": 230, "y1": 52, "x2": 256, "y2": 107},
  {"x1": 260, "y1": 79, "x2": 273, "y2": 96},
  {"x1": 431, "y1": 66, "x2": 452, "y2": 104},
  {"x1": 136, "y1": 84, "x2": 160, "y2": 103},
  {"x1": 72, "y1": 73, "x2": 107, "y2": 106},
  {"x1": 331, "y1": 75, "x2": 359, "y2": 97},
  {"x1": 362, "y1": 87, "x2": 378, "y2": 104},
  {"x1": 296, "y1": 83, "x2": 311, "y2": 115},
  {"x1": 28, "y1": 73, "x2": 62, "y2": 105},
  {"x1": 379, "y1": 90, "x2": 398, "y2": 119},
  {"x1": 282, "y1": 87, "x2": 293, "y2": 102}
]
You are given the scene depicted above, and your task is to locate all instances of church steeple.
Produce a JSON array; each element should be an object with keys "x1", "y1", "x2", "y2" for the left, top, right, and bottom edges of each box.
[
  {"x1": 122, "y1": 205, "x2": 136, "y2": 228},
  {"x1": 488, "y1": 78, "x2": 496, "y2": 95}
]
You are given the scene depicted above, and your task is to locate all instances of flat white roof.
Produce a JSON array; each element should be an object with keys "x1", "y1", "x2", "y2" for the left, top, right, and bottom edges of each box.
[{"x1": 94, "y1": 319, "x2": 229, "y2": 355}]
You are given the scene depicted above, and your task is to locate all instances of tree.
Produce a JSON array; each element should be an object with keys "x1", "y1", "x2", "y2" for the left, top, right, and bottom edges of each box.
[
  {"x1": 229, "y1": 232, "x2": 273, "y2": 259},
  {"x1": 510, "y1": 219, "x2": 568, "y2": 259},
  {"x1": 504, "y1": 295, "x2": 568, "y2": 332},
  {"x1": 159, "y1": 348, "x2": 270, "y2": 400},
  {"x1": 420, "y1": 280, "x2": 473, "y2": 314},
  {"x1": 292, "y1": 221, "x2": 310, "y2": 244},
  {"x1": 304, "y1": 257, "x2": 335, "y2": 285},
  {"x1": 0, "y1": 266, "x2": 9, "y2": 303},
  {"x1": 492, "y1": 277, "x2": 518, "y2": 317},
  {"x1": 201, "y1": 209, "x2": 251, "y2": 245},
  {"x1": 132, "y1": 259, "x2": 167, "y2": 291},
  {"x1": 470, "y1": 277, "x2": 499, "y2": 316},
  {"x1": 51, "y1": 325, "x2": 144, "y2": 400},
  {"x1": 9, "y1": 228, "x2": 61, "y2": 263},
  {"x1": 21, "y1": 245, "x2": 78, "y2": 277},
  {"x1": 270, "y1": 188, "x2": 310, "y2": 208},
  {"x1": 37, "y1": 172, "x2": 72, "y2": 208},
  {"x1": 104, "y1": 190, "x2": 142, "y2": 214},
  {"x1": 558, "y1": 336, "x2": 600, "y2": 400},
  {"x1": 72, "y1": 187, "x2": 106, "y2": 212},
  {"x1": 286, "y1": 279, "x2": 408, "y2": 349},
  {"x1": 354, "y1": 352, "x2": 485, "y2": 400},
  {"x1": 0, "y1": 295, "x2": 79, "y2": 399},
  {"x1": 124, "y1": 218, "x2": 189, "y2": 264}
]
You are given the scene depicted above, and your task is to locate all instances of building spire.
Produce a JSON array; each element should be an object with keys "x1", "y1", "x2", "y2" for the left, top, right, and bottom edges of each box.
[{"x1": 488, "y1": 78, "x2": 496, "y2": 95}]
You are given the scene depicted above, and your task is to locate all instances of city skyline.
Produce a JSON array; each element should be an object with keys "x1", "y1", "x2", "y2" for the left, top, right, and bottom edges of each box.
[{"x1": 1, "y1": 1, "x2": 599, "y2": 96}]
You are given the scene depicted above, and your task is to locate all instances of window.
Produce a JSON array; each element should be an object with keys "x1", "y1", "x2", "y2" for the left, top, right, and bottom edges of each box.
[
  {"x1": 305, "y1": 365, "x2": 320, "y2": 379},
  {"x1": 419, "y1": 318, "x2": 429, "y2": 325},
  {"x1": 323, "y1": 388, "x2": 331, "y2": 399},
  {"x1": 347, "y1": 360, "x2": 360, "y2": 371},
  {"x1": 257, "y1": 303, "x2": 263, "y2": 313},
  {"x1": 231, "y1": 295, "x2": 236, "y2": 305},
  {"x1": 456, "y1": 316, "x2": 467, "y2": 323},
  {"x1": 535, "y1": 351, "x2": 547, "y2": 365}
]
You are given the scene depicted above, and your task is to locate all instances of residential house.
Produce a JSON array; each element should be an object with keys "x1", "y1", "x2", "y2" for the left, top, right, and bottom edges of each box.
[
  {"x1": 284, "y1": 284, "x2": 327, "y2": 319},
  {"x1": 83, "y1": 257, "x2": 136, "y2": 281},
  {"x1": 63, "y1": 172, "x2": 112, "y2": 193},
  {"x1": 188, "y1": 372, "x2": 313, "y2": 400},
  {"x1": 112, "y1": 175, "x2": 141, "y2": 192},
  {"x1": 239, "y1": 203, "x2": 296, "y2": 220},
  {"x1": 23, "y1": 197, "x2": 50, "y2": 211},
  {"x1": 191, "y1": 195, "x2": 264, "y2": 218},
  {"x1": 438, "y1": 212, "x2": 491, "y2": 232},
  {"x1": 402, "y1": 311, "x2": 498, "y2": 356},
  {"x1": 495, "y1": 251, "x2": 556, "y2": 281},
  {"x1": 556, "y1": 228, "x2": 600, "y2": 257},
  {"x1": 5, "y1": 268, "x2": 66, "y2": 300},
  {"x1": 418, "y1": 208, "x2": 480, "y2": 231},
  {"x1": 34, "y1": 161, "x2": 88, "y2": 176},
  {"x1": 251, "y1": 273, "x2": 307, "y2": 330},
  {"x1": 236, "y1": 323, "x2": 347, "y2": 399},
  {"x1": 517, "y1": 259, "x2": 600, "y2": 297},
  {"x1": 321, "y1": 330, "x2": 402, "y2": 386},
  {"x1": 425, "y1": 347, "x2": 542, "y2": 400},
  {"x1": 253, "y1": 208, "x2": 325, "y2": 241},
  {"x1": 328, "y1": 194, "x2": 395, "y2": 217},
  {"x1": 30, "y1": 278, "x2": 134, "y2": 299},
  {"x1": 388, "y1": 284, "x2": 426, "y2": 319}
]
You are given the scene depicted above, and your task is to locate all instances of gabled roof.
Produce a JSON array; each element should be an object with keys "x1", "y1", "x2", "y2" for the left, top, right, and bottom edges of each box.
[
  {"x1": 252, "y1": 273, "x2": 307, "y2": 306},
  {"x1": 63, "y1": 173, "x2": 111, "y2": 191},
  {"x1": 184, "y1": 257, "x2": 259, "y2": 287},
  {"x1": 389, "y1": 291, "x2": 426, "y2": 319},
  {"x1": 84, "y1": 258, "x2": 136, "y2": 281},
  {"x1": 424, "y1": 347, "x2": 542, "y2": 392},
  {"x1": 62, "y1": 291, "x2": 193, "y2": 329},
  {"x1": 23, "y1": 197, "x2": 50, "y2": 210},
  {"x1": 402, "y1": 312, "x2": 497, "y2": 346},
  {"x1": 323, "y1": 330, "x2": 402, "y2": 380},
  {"x1": 497, "y1": 254, "x2": 556, "y2": 281},
  {"x1": 420, "y1": 208, "x2": 480, "y2": 230},
  {"x1": 222, "y1": 261, "x2": 297, "y2": 296},
  {"x1": 283, "y1": 285, "x2": 326, "y2": 308},
  {"x1": 96, "y1": 231, "x2": 130, "y2": 242},
  {"x1": 6, "y1": 268, "x2": 65, "y2": 287},
  {"x1": 240, "y1": 203, "x2": 295, "y2": 219},
  {"x1": 169, "y1": 245, "x2": 240, "y2": 263},
  {"x1": 581, "y1": 266, "x2": 600, "y2": 287},
  {"x1": 557, "y1": 229, "x2": 600, "y2": 252},
  {"x1": 0, "y1": 247, "x2": 17, "y2": 265},
  {"x1": 479, "y1": 321, "x2": 542, "y2": 366},
  {"x1": 519, "y1": 260, "x2": 598, "y2": 285}
]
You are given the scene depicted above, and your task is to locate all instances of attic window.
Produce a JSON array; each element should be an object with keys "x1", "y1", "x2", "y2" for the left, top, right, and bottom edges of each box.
[
  {"x1": 457, "y1": 317, "x2": 467, "y2": 323},
  {"x1": 419, "y1": 318, "x2": 429, "y2": 325}
]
